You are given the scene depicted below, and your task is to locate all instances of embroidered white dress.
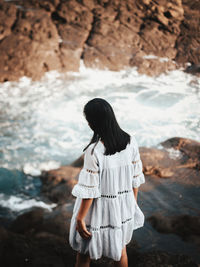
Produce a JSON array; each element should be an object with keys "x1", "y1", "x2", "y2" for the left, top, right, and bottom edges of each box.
[{"x1": 69, "y1": 135, "x2": 145, "y2": 261}]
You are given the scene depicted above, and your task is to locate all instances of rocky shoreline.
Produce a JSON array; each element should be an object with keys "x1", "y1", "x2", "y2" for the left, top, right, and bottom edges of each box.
[
  {"x1": 0, "y1": 0, "x2": 199, "y2": 82},
  {"x1": 0, "y1": 136, "x2": 200, "y2": 266}
]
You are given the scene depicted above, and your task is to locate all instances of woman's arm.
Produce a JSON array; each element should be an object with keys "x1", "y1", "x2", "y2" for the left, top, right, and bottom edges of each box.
[
  {"x1": 76, "y1": 198, "x2": 93, "y2": 239},
  {"x1": 133, "y1": 187, "x2": 138, "y2": 203}
]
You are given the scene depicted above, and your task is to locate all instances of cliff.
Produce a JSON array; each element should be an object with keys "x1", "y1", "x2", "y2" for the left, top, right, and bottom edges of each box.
[{"x1": 0, "y1": 0, "x2": 199, "y2": 82}]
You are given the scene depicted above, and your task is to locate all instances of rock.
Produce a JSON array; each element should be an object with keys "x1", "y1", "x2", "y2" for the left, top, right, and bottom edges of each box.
[
  {"x1": 140, "y1": 147, "x2": 177, "y2": 178},
  {"x1": 160, "y1": 137, "x2": 200, "y2": 166},
  {"x1": 82, "y1": 0, "x2": 181, "y2": 75},
  {"x1": 41, "y1": 165, "x2": 81, "y2": 203},
  {"x1": 9, "y1": 204, "x2": 73, "y2": 237},
  {"x1": 0, "y1": 0, "x2": 199, "y2": 81},
  {"x1": 0, "y1": 224, "x2": 198, "y2": 267},
  {"x1": 147, "y1": 214, "x2": 200, "y2": 247},
  {"x1": 175, "y1": 0, "x2": 200, "y2": 68},
  {"x1": 140, "y1": 137, "x2": 200, "y2": 184},
  {"x1": 185, "y1": 64, "x2": 200, "y2": 75},
  {"x1": 53, "y1": 1, "x2": 93, "y2": 71},
  {"x1": 0, "y1": 225, "x2": 76, "y2": 267},
  {"x1": 71, "y1": 154, "x2": 84, "y2": 167},
  {"x1": 0, "y1": 2, "x2": 17, "y2": 41},
  {"x1": 0, "y1": 7, "x2": 62, "y2": 82}
]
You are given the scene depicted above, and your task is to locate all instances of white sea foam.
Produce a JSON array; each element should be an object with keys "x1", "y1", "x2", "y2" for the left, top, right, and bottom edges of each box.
[
  {"x1": 0, "y1": 63, "x2": 199, "y2": 172},
  {"x1": 0, "y1": 193, "x2": 57, "y2": 212},
  {"x1": 164, "y1": 147, "x2": 183, "y2": 160},
  {"x1": 23, "y1": 161, "x2": 61, "y2": 176}
]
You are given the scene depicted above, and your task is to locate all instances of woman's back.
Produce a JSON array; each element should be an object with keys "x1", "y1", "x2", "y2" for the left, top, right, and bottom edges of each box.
[{"x1": 69, "y1": 134, "x2": 145, "y2": 261}]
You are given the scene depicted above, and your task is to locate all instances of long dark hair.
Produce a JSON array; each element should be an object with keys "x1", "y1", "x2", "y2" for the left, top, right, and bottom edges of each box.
[{"x1": 83, "y1": 98, "x2": 130, "y2": 155}]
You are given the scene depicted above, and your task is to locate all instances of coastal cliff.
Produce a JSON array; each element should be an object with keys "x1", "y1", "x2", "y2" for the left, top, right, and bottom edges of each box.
[{"x1": 0, "y1": 0, "x2": 199, "y2": 82}]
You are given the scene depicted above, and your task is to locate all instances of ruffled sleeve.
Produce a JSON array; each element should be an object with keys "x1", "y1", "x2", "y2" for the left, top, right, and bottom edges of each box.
[
  {"x1": 131, "y1": 135, "x2": 145, "y2": 188},
  {"x1": 72, "y1": 145, "x2": 101, "y2": 199}
]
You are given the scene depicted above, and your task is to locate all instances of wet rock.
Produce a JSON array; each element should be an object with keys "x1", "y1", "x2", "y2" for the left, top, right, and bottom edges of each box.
[
  {"x1": 9, "y1": 204, "x2": 73, "y2": 237},
  {"x1": 0, "y1": 225, "x2": 75, "y2": 267},
  {"x1": 185, "y1": 63, "x2": 200, "y2": 76},
  {"x1": 147, "y1": 214, "x2": 200, "y2": 248},
  {"x1": 161, "y1": 137, "x2": 200, "y2": 166}
]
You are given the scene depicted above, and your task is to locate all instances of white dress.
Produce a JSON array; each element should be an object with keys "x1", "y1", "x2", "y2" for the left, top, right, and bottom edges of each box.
[{"x1": 69, "y1": 135, "x2": 145, "y2": 261}]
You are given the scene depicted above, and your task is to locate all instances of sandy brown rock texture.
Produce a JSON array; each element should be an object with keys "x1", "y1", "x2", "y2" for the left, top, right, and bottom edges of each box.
[{"x1": 0, "y1": 0, "x2": 199, "y2": 82}]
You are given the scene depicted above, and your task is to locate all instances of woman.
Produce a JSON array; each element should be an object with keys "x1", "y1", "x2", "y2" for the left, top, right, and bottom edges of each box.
[{"x1": 69, "y1": 98, "x2": 145, "y2": 267}]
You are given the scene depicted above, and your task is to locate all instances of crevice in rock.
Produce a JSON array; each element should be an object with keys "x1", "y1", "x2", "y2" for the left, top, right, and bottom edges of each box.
[
  {"x1": 51, "y1": 11, "x2": 67, "y2": 24},
  {"x1": 164, "y1": 11, "x2": 172, "y2": 19},
  {"x1": 80, "y1": 11, "x2": 96, "y2": 60},
  {"x1": 43, "y1": 62, "x2": 49, "y2": 71},
  {"x1": 11, "y1": 7, "x2": 20, "y2": 32}
]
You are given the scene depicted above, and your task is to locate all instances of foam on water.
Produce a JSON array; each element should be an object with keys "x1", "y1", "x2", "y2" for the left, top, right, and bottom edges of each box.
[
  {"x1": 0, "y1": 63, "x2": 200, "y2": 175},
  {"x1": 0, "y1": 193, "x2": 57, "y2": 212}
]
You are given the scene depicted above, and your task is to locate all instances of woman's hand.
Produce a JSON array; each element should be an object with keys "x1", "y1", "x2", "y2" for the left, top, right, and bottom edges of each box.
[
  {"x1": 76, "y1": 218, "x2": 92, "y2": 240},
  {"x1": 134, "y1": 195, "x2": 137, "y2": 203}
]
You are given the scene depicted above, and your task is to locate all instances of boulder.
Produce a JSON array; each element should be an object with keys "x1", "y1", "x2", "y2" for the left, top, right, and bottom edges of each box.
[
  {"x1": 9, "y1": 204, "x2": 73, "y2": 237},
  {"x1": 147, "y1": 214, "x2": 200, "y2": 247},
  {"x1": 161, "y1": 137, "x2": 200, "y2": 164},
  {"x1": 139, "y1": 137, "x2": 200, "y2": 186},
  {"x1": 41, "y1": 165, "x2": 81, "y2": 203}
]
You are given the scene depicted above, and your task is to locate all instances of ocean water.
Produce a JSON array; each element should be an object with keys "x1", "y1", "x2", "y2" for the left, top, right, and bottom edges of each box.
[{"x1": 0, "y1": 63, "x2": 200, "y2": 261}]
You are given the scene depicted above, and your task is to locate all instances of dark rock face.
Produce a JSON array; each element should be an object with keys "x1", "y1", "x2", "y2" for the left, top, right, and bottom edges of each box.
[
  {"x1": 175, "y1": 0, "x2": 200, "y2": 68},
  {"x1": 9, "y1": 205, "x2": 73, "y2": 237},
  {"x1": 147, "y1": 214, "x2": 200, "y2": 248},
  {"x1": 0, "y1": 224, "x2": 198, "y2": 267},
  {"x1": 0, "y1": 0, "x2": 199, "y2": 81},
  {"x1": 0, "y1": 225, "x2": 76, "y2": 267}
]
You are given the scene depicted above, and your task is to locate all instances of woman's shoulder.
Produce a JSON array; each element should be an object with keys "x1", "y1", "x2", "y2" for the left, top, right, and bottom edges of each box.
[
  {"x1": 84, "y1": 142, "x2": 102, "y2": 158},
  {"x1": 130, "y1": 133, "x2": 139, "y2": 147}
]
